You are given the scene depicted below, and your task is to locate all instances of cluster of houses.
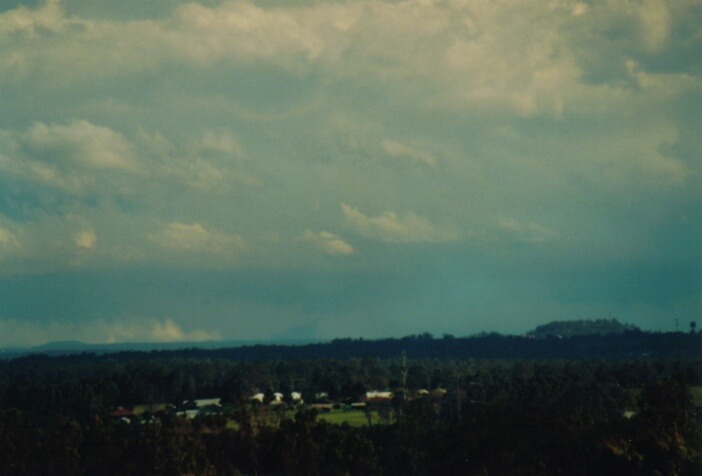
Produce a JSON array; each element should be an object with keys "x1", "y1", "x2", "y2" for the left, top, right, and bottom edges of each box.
[
  {"x1": 249, "y1": 391, "x2": 303, "y2": 406},
  {"x1": 108, "y1": 398, "x2": 224, "y2": 423},
  {"x1": 109, "y1": 388, "x2": 450, "y2": 423}
]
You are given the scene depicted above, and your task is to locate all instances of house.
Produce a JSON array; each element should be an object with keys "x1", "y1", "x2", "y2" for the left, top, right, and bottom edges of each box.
[
  {"x1": 251, "y1": 393, "x2": 265, "y2": 403},
  {"x1": 365, "y1": 390, "x2": 393, "y2": 400},
  {"x1": 190, "y1": 398, "x2": 221, "y2": 408},
  {"x1": 132, "y1": 403, "x2": 174, "y2": 416},
  {"x1": 179, "y1": 409, "x2": 199, "y2": 419},
  {"x1": 291, "y1": 392, "x2": 303, "y2": 403},
  {"x1": 110, "y1": 407, "x2": 135, "y2": 418},
  {"x1": 177, "y1": 398, "x2": 222, "y2": 418},
  {"x1": 270, "y1": 392, "x2": 285, "y2": 405},
  {"x1": 310, "y1": 403, "x2": 334, "y2": 412},
  {"x1": 198, "y1": 404, "x2": 223, "y2": 415},
  {"x1": 109, "y1": 407, "x2": 136, "y2": 423}
]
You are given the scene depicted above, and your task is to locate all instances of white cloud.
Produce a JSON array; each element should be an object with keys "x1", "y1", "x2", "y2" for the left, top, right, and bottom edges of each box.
[
  {"x1": 301, "y1": 230, "x2": 355, "y2": 255},
  {"x1": 149, "y1": 318, "x2": 217, "y2": 343},
  {"x1": 0, "y1": 316, "x2": 219, "y2": 347},
  {"x1": 638, "y1": 0, "x2": 672, "y2": 53},
  {"x1": 0, "y1": 226, "x2": 21, "y2": 259},
  {"x1": 151, "y1": 222, "x2": 246, "y2": 254},
  {"x1": 134, "y1": 131, "x2": 260, "y2": 190},
  {"x1": 0, "y1": 120, "x2": 136, "y2": 196},
  {"x1": 201, "y1": 130, "x2": 244, "y2": 156},
  {"x1": 22, "y1": 120, "x2": 134, "y2": 170},
  {"x1": 497, "y1": 216, "x2": 555, "y2": 243},
  {"x1": 0, "y1": 0, "x2": 697, "y2": 281},
  {"x1": 342, "y1": 204, "x2": 459, "y2": 243},
  {"x1": 381, "y1": 139, "x2": 437, "y2": 167},
  {"x1": 170, "y1": 1, "x2": 325, "y2": 64},
  {"x1": 102, "y1": 317, "x2": 219, "y2": 344},
  {"x1": 74, "y1": 229, "x2": 97, "y2": 250},
  {"x1": 0, "y1": 216, "x2": 112, "y2": 274},
  {"x1": 0, "y1": 0, "x2": 62, "y2": 35},
  {"x1": 0, "y1": 0, "x2": 696, "y2": 119}
]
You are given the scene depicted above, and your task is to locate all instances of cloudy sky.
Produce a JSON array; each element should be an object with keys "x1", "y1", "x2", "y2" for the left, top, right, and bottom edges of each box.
[{"x1": 0, "y1": 0, "x2": 699, "y2": 346}]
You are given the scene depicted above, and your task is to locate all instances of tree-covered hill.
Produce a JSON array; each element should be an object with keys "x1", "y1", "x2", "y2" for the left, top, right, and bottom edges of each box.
[
  {"x1": 2, "y1": 328, "x2": 699, "y2": 363},
  {"x1": 527, "y1": 319, "x2": 640, "y2": 338}
]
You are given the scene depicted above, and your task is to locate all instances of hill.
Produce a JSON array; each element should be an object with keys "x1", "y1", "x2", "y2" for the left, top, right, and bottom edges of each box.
[{"x1": 527, "y1": 319, "x2": 639, "y2": 339}]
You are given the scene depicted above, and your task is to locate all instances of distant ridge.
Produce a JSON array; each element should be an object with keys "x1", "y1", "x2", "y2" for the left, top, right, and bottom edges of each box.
[
  {"x1": 527, "y1": 319, "x2": 639, "y2": 339},
  {"x1": 1, "y1": 338, "x2": 326, "y2": 359},
  {"x1": 2, "y1": 330, "x2": 699, "y2": 362}
]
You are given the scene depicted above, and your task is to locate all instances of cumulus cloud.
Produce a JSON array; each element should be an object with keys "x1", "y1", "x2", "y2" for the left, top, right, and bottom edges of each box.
[
  {"x1": 151, "y1": 222, "x2": 246, "y2": 254},
  {"x1": 0, "y1": 0, "x2": 698, "y2": 338},
  {"x1": 170, "y1": 1, "x2": 326, "y2": 64},
  {"x1": 637, "y1": 0, "x2": 672, "y2": 54},
  {"x1": 342, "y1": 204, "x2": 459, "y2": 243},
  {"x1": 74, "y1": 229, "x2": 97, "y2": 250},
  {"x1": 149, "y1": 318, "x2": 217, "y2": 343},
  {"x1": 22, "y1": 120, "x2": 134, "y2": 170},
  {"x1": 0, "y1": 316, "x2": 219, "y2": 347},
  {"x1": 301, "y1": 230, "x2": 355, "y2": 255},
  {"x1": 0, "y1": 226, "x2": 21, "y2": 259},
  {"x1": 0, "y1": 0, "x2": 695, "y2": 131},
  {"x1": 497, "y1": 216, "x2": 556, "y2": 244},
  {"x1": 381, "y1": 140, "x2": 437, "y2": 167},
  {"x1": 0, "y1": 0, "x2": 63, "y2": 35},
  {"x1": 102, "y1": 318, "x2": 219, "y2": 344},
  {"x1": 201, "y1": 130, "x2": 244, "y2": 156},
  {"x1": 0, "y1": 0, "x2": 678, "y2": 116},
  {"x1": 0, "y1": 216, "x2": 113, "y2": 274},
  {"x1": 0, "y1": 120, "x2": 136, "y2": 196}
]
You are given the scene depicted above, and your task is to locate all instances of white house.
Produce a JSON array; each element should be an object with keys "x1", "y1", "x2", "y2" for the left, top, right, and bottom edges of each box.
[
  {"x1": 251, "y1": 393, "x2": 265, "y2": 403},
  {"x1": 192, "y1": 398, "x2": 221, "y2": 408},
  {"x1": 271, "y1": 392, "x2": 285, "y2": 405},
  {"x1": 365, "y1": 390, "x2": 393, "y2": 400}
]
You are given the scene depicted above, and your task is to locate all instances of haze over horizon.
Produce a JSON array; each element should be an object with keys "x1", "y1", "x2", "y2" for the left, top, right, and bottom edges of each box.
[{"x1": 0, "y1": 0, "x2": 700, "y2": 347}]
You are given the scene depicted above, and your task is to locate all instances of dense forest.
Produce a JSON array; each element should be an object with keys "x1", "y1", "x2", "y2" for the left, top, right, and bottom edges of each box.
[
  {"x1": 4, "y1": 326, "x2": 698, "y2": 362},
  {"x1": 0, "y1": 331, "x2": 700, "y2": 474},
  {"x1": 526, "y1": 318, "x2": 640, "y2": 338}
]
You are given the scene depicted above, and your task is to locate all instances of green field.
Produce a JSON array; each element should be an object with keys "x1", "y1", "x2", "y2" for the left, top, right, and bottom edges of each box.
[
  {"x1": 221, "y1": 409, "x2": 380, "y2": 429},
  {"x1": 316, "y1": 409, "x2": 381, "y2": 427},
  {"x1": 690, "y1": 386, "x2": 702, "y2": 406}
]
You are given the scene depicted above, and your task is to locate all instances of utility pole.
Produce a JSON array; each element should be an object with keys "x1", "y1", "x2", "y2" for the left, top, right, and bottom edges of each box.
[
  {"x1": 453, "y1": 379, "x2": 462, "y2": 422},
  {"x1": 401, "y1": 350, "x2": 408, "y2": 390}
]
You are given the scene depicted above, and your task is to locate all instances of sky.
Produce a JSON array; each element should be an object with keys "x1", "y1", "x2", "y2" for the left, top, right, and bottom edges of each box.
[{"x1": 0, "y1": 0, "x2": 700, "y2": 347}]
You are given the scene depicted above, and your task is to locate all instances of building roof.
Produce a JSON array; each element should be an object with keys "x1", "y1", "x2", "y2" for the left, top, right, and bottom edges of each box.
[{"x1": 110, "y1": 408, "x2": 135, "y2": 418}]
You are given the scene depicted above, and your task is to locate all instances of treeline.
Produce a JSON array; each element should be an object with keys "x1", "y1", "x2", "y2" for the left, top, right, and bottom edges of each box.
[
  {"x1": 0, "y1": 333, "x2": 700, "y2": 474},
  {"x1": 2, "y1": 354, "x2": 701, "y2": 417},
  {"x1": 527, "y1": 318, "x2": 639, "y2": 338},
  {"x1": 6, "y1": 329, "x2": 699, "y2": 364},
  {"x1": 0, "y1": 356, "x2": 700, "y2": 474},
  {"x1": 117, "y1": 330, "x2": 701, "y2": 360}
]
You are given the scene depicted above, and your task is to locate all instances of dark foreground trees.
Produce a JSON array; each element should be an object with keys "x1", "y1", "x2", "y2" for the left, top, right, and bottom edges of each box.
[
  {"x1": 0, "y1": 352, "x2": 699, "y2": 474},
  {"x1": 0, "y1": 361, "x2": 701, "y2": 475},
  {"x1": 0, "y1": 378, "x2": 698, "y2": 474}
]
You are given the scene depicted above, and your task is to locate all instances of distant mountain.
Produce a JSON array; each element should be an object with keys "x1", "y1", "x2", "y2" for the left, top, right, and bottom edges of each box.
[
  {"x1": 32, "y1": 340, "x2": 101, "y2": 352},
  {"x1": 273, "y1": 320, "x2": 320, "y2": 341},
  {"x1": 527, "y1": 319, "x2": 639, "y2": 339},
  {"x1": 1, "y1": 338, "x2": 325, "y2": 359}
]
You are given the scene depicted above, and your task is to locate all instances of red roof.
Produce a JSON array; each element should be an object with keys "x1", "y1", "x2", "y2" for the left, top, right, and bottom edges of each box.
[{"x1": 110, "y1": 408, "x2": 135, "y2": 417}]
